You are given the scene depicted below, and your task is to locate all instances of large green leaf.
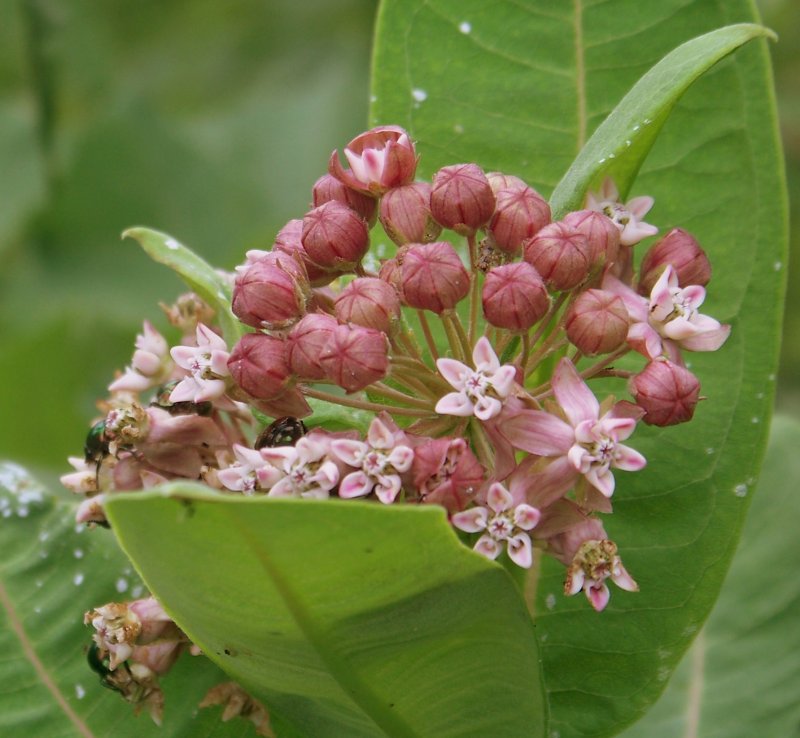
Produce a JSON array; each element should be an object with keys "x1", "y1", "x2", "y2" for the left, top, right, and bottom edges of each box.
[
  {"x1": 0, "y1": 463, "x2": 257, "y2": 737},
  {"x1": 372, "y1": 1, "x2": 786, "y2": 736},
  {"x1": 105, "y1": 485, "x2": 546, "y2": 738},
  {"x1": 618, "y1": 415, "x2": 800, "y2": 738}
]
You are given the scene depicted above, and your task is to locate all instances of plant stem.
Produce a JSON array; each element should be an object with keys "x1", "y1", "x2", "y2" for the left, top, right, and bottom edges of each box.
[
  {"x1": 301, "y1": 387, "x2": 430, "y2": 418},
  {"x1": 417, "y1": 310, "x2": 439, "y2": 361}
]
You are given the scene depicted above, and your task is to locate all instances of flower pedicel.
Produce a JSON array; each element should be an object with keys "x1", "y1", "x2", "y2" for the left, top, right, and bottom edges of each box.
[{"x1": 61, "y1": 126, "x2": 730, "y2": 729}]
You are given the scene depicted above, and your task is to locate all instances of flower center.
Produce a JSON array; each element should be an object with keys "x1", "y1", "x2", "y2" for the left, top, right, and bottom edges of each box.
[{"x1": 488, "y1": 513, "x2": 514, "y2": 541}]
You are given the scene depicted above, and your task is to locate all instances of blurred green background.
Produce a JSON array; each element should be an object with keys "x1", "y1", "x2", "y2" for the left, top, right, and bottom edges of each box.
[{"x1": 0, "y1": 0, "x2": 796, "y2": 482}]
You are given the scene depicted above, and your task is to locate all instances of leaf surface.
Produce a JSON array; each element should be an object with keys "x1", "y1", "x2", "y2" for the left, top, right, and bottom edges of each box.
[
  {"x1": 105, "y1": 485, "x2": 546, "y2": 738},
  {"x1": 372, "y1": 1, "x2": 787, "y2": 735},
  {"x1": 0, "y1": 463, "x2": 256, "y2": 737},
  {"x1": 617, "y1": 415, "x2": 800, "y2": 738}
]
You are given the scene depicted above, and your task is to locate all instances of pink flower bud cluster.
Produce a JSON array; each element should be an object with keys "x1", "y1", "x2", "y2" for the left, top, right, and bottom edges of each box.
[{"x1": 66, "y1": 125, "x2": 735, "y2": 715}]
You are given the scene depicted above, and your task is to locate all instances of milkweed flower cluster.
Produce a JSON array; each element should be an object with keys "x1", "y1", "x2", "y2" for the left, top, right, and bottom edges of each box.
[{"x1": 64, "y1": 125, "x2": 730, "y2": 728}]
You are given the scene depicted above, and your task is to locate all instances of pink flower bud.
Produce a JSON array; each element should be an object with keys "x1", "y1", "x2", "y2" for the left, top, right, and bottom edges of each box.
[
  {"x1": 301, "y1": 201, "x2": 370, "y2": 271},
  {"x1": 312, "y1": 173, "x2": 377, "y2": 225},
  {"x1": 562, "y1": 209, "x2": 621, "y2": 267},
  {"x1": 378, "y1": 256, "x2": 402, "y2": 292},
  {"x1": 487, "y1": 186, "x2": 551, "y2": 253},
  {"x1": 328, "y1": 125, "x2": 417, "y2": 195},
  {"x1": 430, "y1": 164, "x2": 496, "y2": 235},
  {"x1": 319, "y1": 324, "x2": 389, "y2": 392},
  {"x1": 486, "y1": 171, "x2": 529, "y2": 195},
  {"x1": 399, "y1": 242, "x2": 470, "y2": 313},
  {"x1": 379, "y1": 182, "x2": 442, "y2": 246},
  {"x1": 629, "y1": 359, "x2": 701, "y2": 426},
  {"x1": 273, "y1": 218, "x2": 340, "y2": 286},
  {"x1": 523, "y1": 221, "x2": 591, "y2": 291},
  {"x1": 638, "y1": 228, "x2": 712, "y2": 294},
  {"x1": 482, "y1": 262, "x2": 549, "y2": 332},
  {"x1": 334, "y1": 277, "x2": 401, "y2": 334},
  {"x1": 411, "y1": 437, "x2": 484, "y2": 513},
  {"x1": 286, "y1": 312, "x2": 338, "y2": 380},
  {"x1": 565, "y1": 289, "x2": 629, "y2": 355},
  {"x1": 232, "y1": 255, "x2": 308, "y2": 329},
  {"x1": 227, "y1": 333, "x2": 292, "y2": 400}
]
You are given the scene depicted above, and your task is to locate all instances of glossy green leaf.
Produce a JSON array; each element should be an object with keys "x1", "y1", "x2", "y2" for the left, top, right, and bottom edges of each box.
[
  {"x1": 122, "y1": 227, "x2": 243, "y2": 344},
  {"x1": 618, "y1": 415, "x2": 800, "y2": 738},
  {"x1": 549, "y1": 23, "x2": 775, "y2": 216},
  {"x1": 372, "y1": 2, "x2": 787, "y2": 736},
  {"x1": 105, "y1": 484, "x2": 546, "y2": 738},
  {"x1": 0, "y1": 463, "x2": 256, "y2": 737}
]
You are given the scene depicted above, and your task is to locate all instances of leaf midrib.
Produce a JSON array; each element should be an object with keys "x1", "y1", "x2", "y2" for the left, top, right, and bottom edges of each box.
[
  {"x1": 0, "y1": 572, "x2": 95, "y2": 738},
  {"x1": 226, "y1": 506, "x2": 421, "y2": 738}
]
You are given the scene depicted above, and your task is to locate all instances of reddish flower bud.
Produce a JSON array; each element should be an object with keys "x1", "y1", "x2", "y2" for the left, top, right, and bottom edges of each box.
[
  {"x1": 273, "y1": 218, "x2": 340, "y2": 286},
  {"x1": 328, "y1": 125, "x2": 417, "y2": 195},
  {"x1": 379, "y1": 182, "x2": 442, "y2": 246},
  {"x1": 562, "y1": 209, "x2": 621, "y2": 267},
  {"x1": 301, "y1": 201, "x2": 370, "y2": 271},
  {"x1": 487, "y1": 185, "x2": 551, "y2": 253},
  {"x1": 638, "y1": 228, "x2": 712, "y2": 294},
  {"x1": 334, "y1": 277, "x2": 401, "y2": 335},
  {"x1": 378, "y1": 256, "x2": 403, "y2": 292},
  {"x1": 286, "y1": 312, "x2": 338, "y2": 380},
  {"x1": 411, "y1": 437, "x2": 484, "y2": 513},
  {"x1": 319, "y1": 324, "x2": 389, "y2": 392},
  {"x1": 629, "y1": 360, "x2": 701, "y2": 426},
  {"x1": 482, "y1": 262, "x2": 549, "y2": 332},
  {"x1": 228, "y1": 334, "x2": 292, "y2": 401},
  {"x1": 523, "y1": 221, "x2": 591, "y2": 291},
  {"x1": 312, "y1": 173, "x2": 377, "y2": 225},
  {"x1": 232, "y1": 254, "x2": 308, "y2": 329},
  {"x1": 565, "y1": 289, "x2": 629, "y2": 355},
  {"x1": 430, "y1": 163, "x2": 496, "y2": 235},
  {"x1": 486, "y1": 172, "x2": 528, "y2": 195},
  {"x1": 399, "y1": 242, "x2": 470, "y2": 313}
]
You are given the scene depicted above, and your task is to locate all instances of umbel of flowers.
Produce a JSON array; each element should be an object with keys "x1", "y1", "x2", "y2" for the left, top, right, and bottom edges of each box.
[{"x1": 62, "y1": 125, "x2": 729, "y2": 728}]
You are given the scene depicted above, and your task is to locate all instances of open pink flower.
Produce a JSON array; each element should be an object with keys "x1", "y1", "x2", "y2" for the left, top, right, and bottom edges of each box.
[
  {"x1": 260, "y1": 434, "x2": 339, "y2": 499},
  {"x1": 435, "y1": 337, "x2": 516, "y2": 420},
  {"x1": 501, "y1": 359, "x2": 646, "y2": 498},
  {"x1": 169, "y1": 324, "x2": 230, "y2": 403},
  {"x1": 564, "y1": 538, "x2": 638, "y2": 612},
  {"x1": 586, "y1": 177, "x2": 658, "y2": 246},
  {"x1": 603, "y1": 267, "x2": 730, "y2": 360},
  {"x1": 451, "y1": 482, "x2": 541, "y2": 568},
  {"x1": 331, "y1": 417, "x2": 414, "y2": 504},
  {"x1": 217, "y1": 444, "x2": 283, "y2": 495}
]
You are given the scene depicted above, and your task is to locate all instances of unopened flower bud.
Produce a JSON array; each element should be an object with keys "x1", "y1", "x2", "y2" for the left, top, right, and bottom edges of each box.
[
  {"x1": 378, "y1": 256, "x2": 402, "y2": 292},
  {"x1": 379, "y1": 182, "x2": 441, "y2": 245},
  {"x1": 273, "y1": 218, "x2": 343, "y2": 287},
  {"x1": 523, "y1": 221, "x2": 591, "y2": 291},
  {"x1": 399, "y1": 242, "x2": 470, "y2": 313},
  {"x1": 487, "y1": 186, "x2": 551, "y2": 253},
  {"x1": 486, "y1": 171, "x2": 528, "y2": 195},
  {"x1": 301, "y1": 201, "x2": 369, "y2": 271},
  {"x1": 565, "y1": 289, "x2": 629, "y2": 355},
  {"x1": 562, "y1": 209, "x2": 621, "y2": 267},
  {"x1": 319, "y1": 324, "x2": 389, "y2": 392},
  {"x1": 328, "y1": 125, "x2": 417, "y2": 195},
  {"x1": 312, "y1": 173, "x2": 377, "y2": 224},
  {"x1": 227, "y1": 334, "x2": 292, "y2": 401},
  {"x1": 334, "y1": 277, "x2": 401, "y2": 334},
  {"x1": 638, "y1": 228, "x2": 712, "y2": 294},
  {"x1": 232, "y1": 254, "x2": 308, "y2": 329},
  {"x1": 482, "y1": 262, "x2": 549, "y2": 332},
  {"x1": 430, "y1": 163, "x2": 496, "y2": 235},
  {"x1": 629, "y1": 359, "x2": 701, "y2": 426},
  {"x1": 286, "y1": 313, "x2": 339, "y2": 380}
]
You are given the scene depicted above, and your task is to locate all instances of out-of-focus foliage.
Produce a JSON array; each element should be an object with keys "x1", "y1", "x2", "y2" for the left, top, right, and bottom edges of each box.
[{"x1": 0, "y1": 0, "x2": 375, "y2": 476}]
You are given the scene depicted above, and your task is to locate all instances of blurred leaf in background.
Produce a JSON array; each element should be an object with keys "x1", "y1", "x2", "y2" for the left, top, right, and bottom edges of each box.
[{"x1": 0, "y1": 0, "x2": 376, "y2": 478}]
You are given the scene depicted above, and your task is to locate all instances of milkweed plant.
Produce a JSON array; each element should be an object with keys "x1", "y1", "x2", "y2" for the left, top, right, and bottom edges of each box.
[{"x1": 46, "y1": 15, "x2": 783, "y2": 738}]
